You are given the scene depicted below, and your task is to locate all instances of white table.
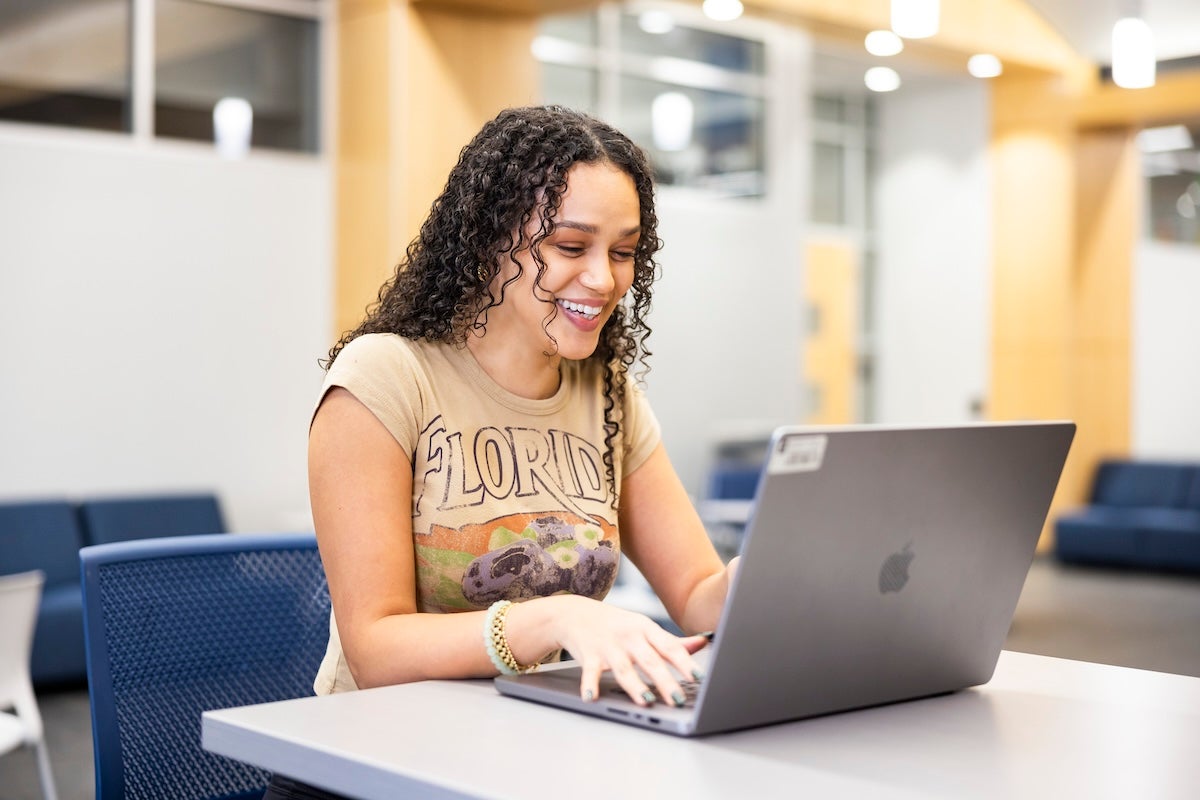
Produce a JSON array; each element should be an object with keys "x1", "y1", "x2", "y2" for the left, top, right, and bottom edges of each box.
[{"x1": 202, "y1": 651, "x2": 1200, "y2": 799}]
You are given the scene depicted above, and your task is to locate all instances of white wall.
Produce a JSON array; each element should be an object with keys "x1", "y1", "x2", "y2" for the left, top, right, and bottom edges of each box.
[
  {"x1": 642, "y1": 25, "x2": 810, "y2": 499},
  {"x1": 648, "y1": 191, "x2": 804, "y2": 497},
  {"x1": 1133, "y1": 238, "x2": 1200, "y2": 458},
  {"x1": 873, "y1": 79, "x2": 991, "y2": 424},
  {"x1": 0, "y1": 127, "x2": 332, "y2": 532}
]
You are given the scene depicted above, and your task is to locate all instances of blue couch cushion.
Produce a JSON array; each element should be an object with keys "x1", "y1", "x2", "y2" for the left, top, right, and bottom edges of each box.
[
  {"x1": 1182, "y1": 468, "x2": 1200, "y2": 511},
  {"x1": 31, "y1": 584, "x2": 87, "y2": 685},
  {"x1": 1091, "y1": 462, "x2": 1191, "y2": 508},
  {"x1": 80, "y1": 493, "x2": 226, "y2": 545},
  {"x1": 1055, "y1": 509, "x2": 1145, "y2": 565},
  {"x1": 1136, "y1": 509, "x2": 1200, "y2": 571},
  {"x1": 0, "y1": 500, "x2": 85, "y2": 588},
  {"x1": 707, "y1": 461, "x2": 762, "y2": 501}
]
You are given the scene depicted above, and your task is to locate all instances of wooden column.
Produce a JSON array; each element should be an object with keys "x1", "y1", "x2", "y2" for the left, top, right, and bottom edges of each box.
[
  {"x1": 989, "y1": 73, "x2": 1081, "y2": 546},
  {"x1": 1071, "y1": 128, "x2": 1136, "y2": 481},
  {"x1": 334, "y1": 0, "x2": 539, "y2": 339}
]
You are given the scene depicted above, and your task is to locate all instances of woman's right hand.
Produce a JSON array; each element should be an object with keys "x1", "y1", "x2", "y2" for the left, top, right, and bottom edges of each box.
[{"x1": 507, "y1": 594, "x2": 709, "y2": 708}]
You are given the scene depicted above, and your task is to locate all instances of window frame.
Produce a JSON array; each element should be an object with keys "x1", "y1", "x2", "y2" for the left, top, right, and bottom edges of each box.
[{"x1": 0, "y1": 0, "x2": 331, "y2": 160}]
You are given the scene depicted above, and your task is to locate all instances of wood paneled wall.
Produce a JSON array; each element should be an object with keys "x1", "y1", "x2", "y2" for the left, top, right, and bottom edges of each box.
[
  {"x1": 334, "y1": 0, "x2": 539, "y2": 339},
  {"x1": 988, "y1": 78, "x2": 1143, "y2": 547},
  {"x1": 989, "y1": 74, "x2": 1079, "y2": 542},
  {"x1": 803, "y1": 236, "x2": 858, "y2": 425}
]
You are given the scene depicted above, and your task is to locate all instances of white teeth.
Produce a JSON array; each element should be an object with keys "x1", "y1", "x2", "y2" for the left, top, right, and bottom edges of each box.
[{"x1": 558, "y1": 299, "x2": 602, "y2": 318}]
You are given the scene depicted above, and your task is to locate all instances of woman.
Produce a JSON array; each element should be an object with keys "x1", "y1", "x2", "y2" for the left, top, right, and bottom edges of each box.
[{"x1": 308, "y1": 105, "x2": 737, "y2": 714}]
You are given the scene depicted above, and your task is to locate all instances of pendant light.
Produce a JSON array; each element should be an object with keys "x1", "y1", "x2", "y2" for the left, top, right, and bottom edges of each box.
[
  {"x1": 891, "y1": 0, "x2": 939, "y2": 39},
  {"x1": 1112, "y1": 1, "x2": 1156, "y2": 89}
]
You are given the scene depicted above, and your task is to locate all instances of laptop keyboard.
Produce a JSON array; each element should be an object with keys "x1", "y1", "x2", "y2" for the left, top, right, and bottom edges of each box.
[{"x1": 610, "y1": 678, "x2": 702, "y2": 708}]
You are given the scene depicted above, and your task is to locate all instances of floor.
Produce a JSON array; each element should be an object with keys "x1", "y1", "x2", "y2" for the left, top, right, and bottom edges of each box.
[{"x1": 2, "y1": 556, "x2": 1198, "y2": 800}]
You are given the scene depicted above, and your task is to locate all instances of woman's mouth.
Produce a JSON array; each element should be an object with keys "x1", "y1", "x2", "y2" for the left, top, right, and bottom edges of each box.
[{"x1": 557, "y1": 299, "x2": 602, "y2": 321}]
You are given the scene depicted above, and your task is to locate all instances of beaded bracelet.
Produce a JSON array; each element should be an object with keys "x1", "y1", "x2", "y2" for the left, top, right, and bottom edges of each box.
[{"x1": 484, "y1": 599, "x2": 541, "y2": 675}]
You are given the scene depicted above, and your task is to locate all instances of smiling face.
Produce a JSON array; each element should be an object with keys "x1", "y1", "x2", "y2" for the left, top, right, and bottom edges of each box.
[{"x1": 485, "y1": 161, "x2": 642, "y2": 365}]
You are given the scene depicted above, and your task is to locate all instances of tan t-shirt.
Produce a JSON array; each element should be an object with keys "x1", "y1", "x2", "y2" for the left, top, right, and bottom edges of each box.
[{"x1": 312, "y1": 333, "x2": 661, "y2": 693}]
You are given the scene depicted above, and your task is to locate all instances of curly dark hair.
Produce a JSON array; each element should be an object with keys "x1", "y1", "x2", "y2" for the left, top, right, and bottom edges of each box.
[{"x1": 324, "y1": 105, "x2": 663, "y2": 502}]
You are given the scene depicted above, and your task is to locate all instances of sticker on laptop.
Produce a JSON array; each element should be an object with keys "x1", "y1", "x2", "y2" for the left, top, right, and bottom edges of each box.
[{"x1": 767, "y1": 434, "x2": 828, "y2": 474}]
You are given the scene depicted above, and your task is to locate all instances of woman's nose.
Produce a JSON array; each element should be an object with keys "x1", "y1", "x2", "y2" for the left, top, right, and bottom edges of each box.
[{"x1": 580, "y1": 254, "x2": 616, "y2": 292}]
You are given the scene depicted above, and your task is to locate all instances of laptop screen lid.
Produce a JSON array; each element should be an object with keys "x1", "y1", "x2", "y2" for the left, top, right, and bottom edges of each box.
[{"x1": 497, "y1": 421, "x2": 1075, "y2": 736}]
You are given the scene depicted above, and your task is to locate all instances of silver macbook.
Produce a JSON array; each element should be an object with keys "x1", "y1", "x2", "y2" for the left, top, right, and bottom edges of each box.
[{"x1": 495, "y1": 421, "x2": 1075, "y2": 736}]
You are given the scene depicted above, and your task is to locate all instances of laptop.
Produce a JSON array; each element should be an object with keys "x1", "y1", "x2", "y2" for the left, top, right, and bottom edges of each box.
[{"x1": 495, "y1": 421, "x2": 1075, "y2": 736}]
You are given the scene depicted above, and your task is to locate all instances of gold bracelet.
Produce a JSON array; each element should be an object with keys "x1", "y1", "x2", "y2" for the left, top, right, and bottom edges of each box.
[{"x1": 485, "y1": 600, "x2": 541, "y2": 675}]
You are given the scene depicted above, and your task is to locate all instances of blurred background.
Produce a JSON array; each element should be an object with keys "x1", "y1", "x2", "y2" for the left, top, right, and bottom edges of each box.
[
  {"x1": 1, "y1": 1, "x2": 1199, "y2": 794},
  {"x1": 3, "y1": 0, "x2": 1199, "y2": 530}
]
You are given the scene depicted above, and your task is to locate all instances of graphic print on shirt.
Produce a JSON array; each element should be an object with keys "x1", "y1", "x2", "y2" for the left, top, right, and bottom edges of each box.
[{"x1": 411, "y1": 416, "x2": 620, "y2": 611}]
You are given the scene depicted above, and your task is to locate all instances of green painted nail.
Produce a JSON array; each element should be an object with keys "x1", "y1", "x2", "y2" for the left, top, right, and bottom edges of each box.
[
  {"x1": 641, "y1": 690, "x2": 656, "y2": 705},
  {"x1": 671, "y1": 690, "x2": 686, "y2": 707},
  {"x1": 691, "y1": 668, "x2": 706, "y2": 681},
  {"x1": 584, "y1": 689, "x2": 594, "y2": 701}
]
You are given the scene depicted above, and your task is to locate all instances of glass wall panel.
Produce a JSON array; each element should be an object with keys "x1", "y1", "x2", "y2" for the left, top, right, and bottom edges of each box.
[
  {"x1": 1143, "y1": 122, "x2": 1200, "y2": 244},
  {"x1": 540, "y1": 63, "x2": 598, "y2": 116},
  {"x1": 812, "y1": 141, "x2": 845, "y2": 225},
  {"x1": 155, "y1": 0, "x2": 319, "y2": 152},
  {"x1": 0, "y1": 0, "x2": 130, "y2": 132},
  {"x1": 619, "y1": 76, "x2": 764, "y2": 196},
  {"x1": 540, "y1": 10, "x2": 597, "y2": 47},
  {"x1": 619, "y1": 11, "x2": 764, "y2": 75}
]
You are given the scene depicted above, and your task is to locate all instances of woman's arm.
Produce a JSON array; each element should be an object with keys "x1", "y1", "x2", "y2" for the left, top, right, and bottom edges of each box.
[
  {"x1": 310, "y1": 388, "x2": 706, "y2": 704},
  {"x1": 617, "y1": 444, "x2": 739, "y2": 635},
  {"x1": 309, "y1": 388, "x2": 508, "y2": 685}
]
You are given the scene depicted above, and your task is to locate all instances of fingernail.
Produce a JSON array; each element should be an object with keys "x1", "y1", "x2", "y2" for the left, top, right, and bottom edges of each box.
[
  {"x1": 640, "y1": 690, "x2": 656, "y2": 705},
  {"x1": 583, "y1": 689, "x2": 594, "y2": 702},
  {"x1": 698, "y1": 630, "x2": 716, "y2": 641},
  {"x1": 691, "y1": 668, "x2": 706, "y2": 681},
  {"x1": 671, "y1": 690, "x2": 686, "y2": 707}
]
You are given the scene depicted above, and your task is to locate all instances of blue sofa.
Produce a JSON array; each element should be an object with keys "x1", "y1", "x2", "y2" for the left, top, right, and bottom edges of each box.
[
  {"x1": 0, "y1": 501, "x2": 89, "y2": 686},
  {"x1": 0, "y1": 493, "x2": 226, "y2": 686},
  {"x1": 1055, "y1": 461, "x2": 1200, "y2": 573}
]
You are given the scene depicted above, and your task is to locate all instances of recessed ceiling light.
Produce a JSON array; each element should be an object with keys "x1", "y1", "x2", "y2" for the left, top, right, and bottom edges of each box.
[
  {"x1": 967, "y1": 54, "x2": 1003, "y2": 78},
  {"x1": 864, "y1": 67, "x2": 902, "y2": 93},
  {"x1": 703, "y1": 0, "x2": 744, "y2": 22},
  {"x1": 865, "y1": 30, "x2": 904, "y2": 57}
]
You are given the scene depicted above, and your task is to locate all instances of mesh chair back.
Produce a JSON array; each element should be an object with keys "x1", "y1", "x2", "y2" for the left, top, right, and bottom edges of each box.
[{"x1": 81, "y1": 533, "x2": 329, "y2": 800}]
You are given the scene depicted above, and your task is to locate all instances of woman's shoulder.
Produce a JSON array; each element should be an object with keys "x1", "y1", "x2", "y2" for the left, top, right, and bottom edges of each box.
[
  {"x1": 333, "y1": 333, "x2": 443, "y2": 372},
  {"x1": 337, "y1": 332, "x2": 415, "y2": 359}
]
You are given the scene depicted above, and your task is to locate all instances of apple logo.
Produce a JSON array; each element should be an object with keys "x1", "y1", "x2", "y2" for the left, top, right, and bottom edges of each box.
[{"x1": 878, "y1": 543, "x2": 915, "y2": 594}]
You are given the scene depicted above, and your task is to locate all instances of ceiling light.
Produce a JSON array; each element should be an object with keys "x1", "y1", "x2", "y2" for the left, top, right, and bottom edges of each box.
[
  {"x1": 967, "y1": 54, "x2": 1003, "y2": 78},
  {"x1": 651, "y1": 92, "x2": 694, "y2": 152},
  {"x1": 703, "y1": 0, "x2": 744, "y2": 22},
  {"x1": 638, "y1": 11, "x2": 675, "y2": 35},
  {"x1": 864, "y1": 67, "x2": 902, "y2": 93},
  {"x1": 891, "y1": 0, "x2": 939, "y2": 39},
  {"x1": 1177, "y1": 192, "x2": 1196, "y2": 220},
  {"x1": 1136, "y1": 124, "x2": 1194, "y2": 153},
  {"x1": 865, "y1": 30, "x2": 904, "y2": 57},
  {"x1": 1112, "y1": 16, "x2": 1156, "y2": 89},
  {"x1": 213, "y1": 97, "x2": 252, "y2": 159}
]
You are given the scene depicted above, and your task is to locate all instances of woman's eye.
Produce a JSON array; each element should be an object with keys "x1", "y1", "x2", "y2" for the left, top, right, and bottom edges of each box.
[
  {"x1": 612, "y1": 250, "x2": 635, "y2": 261},
  {"x1": 556, "y1": 245, "x2": 585, "y2": 256}
]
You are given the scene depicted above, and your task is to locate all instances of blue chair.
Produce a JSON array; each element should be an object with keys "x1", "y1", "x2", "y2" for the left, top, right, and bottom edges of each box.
[
  {"x1": 0, "y1": 500, "x2": 88, "y2": 685},
  {"x1": 81, "y1": 533, "x2": 329, "y2": 800},
  {"x1": 79, "y1": 493, "x2": 226, "y2": 546}
]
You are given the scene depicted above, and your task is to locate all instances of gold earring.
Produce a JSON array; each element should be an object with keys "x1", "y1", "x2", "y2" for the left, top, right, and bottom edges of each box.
[{"x1": 477, "y1": 265, "x2": 489, "y2": 282}]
